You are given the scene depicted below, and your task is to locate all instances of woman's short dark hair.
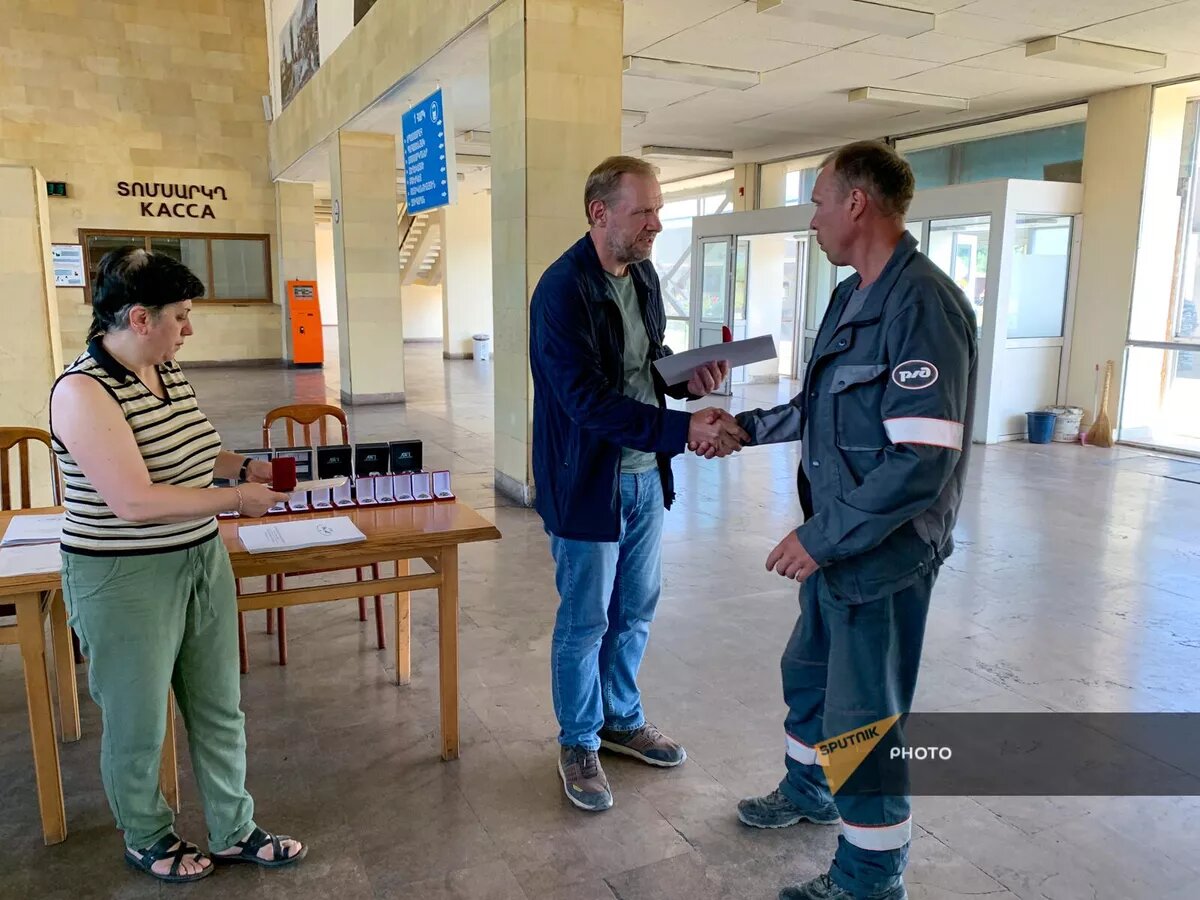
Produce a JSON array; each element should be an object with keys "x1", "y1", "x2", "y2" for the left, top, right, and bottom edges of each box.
[
  {"x1": 821, "y1": 141, "x2": 916, "y2": 219},
  {"x1": 88, "y1": 247, "x2": 205, "y2": 341}
]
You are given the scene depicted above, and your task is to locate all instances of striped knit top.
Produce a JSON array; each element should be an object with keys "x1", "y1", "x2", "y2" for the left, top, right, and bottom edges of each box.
[{"x1": 50, "y1": 340, "x2": 222, "y2": 555}]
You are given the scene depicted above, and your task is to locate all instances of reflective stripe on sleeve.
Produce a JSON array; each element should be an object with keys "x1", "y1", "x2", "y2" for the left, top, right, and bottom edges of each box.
[{"x1": 883, "y1": 417, "x2": 964, "y2": 450}]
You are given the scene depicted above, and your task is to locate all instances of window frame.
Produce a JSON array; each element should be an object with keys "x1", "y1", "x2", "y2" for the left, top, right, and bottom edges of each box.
[
  {"x1": 77, "y1": 228, "x2": 274, "y2": 306},
  {"x1": 1171, "y1": 97, "x2": 1200, "y2": 345}
]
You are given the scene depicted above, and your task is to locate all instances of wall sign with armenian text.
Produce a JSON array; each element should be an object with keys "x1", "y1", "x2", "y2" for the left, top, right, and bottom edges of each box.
[{"x1": 117, "y1": 182, "x2": 229, "y2": 220}]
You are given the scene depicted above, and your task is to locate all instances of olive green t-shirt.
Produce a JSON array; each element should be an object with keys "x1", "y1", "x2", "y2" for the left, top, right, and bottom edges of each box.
[{"x1": 606, "y1": 272, "x2": 659, "y2": 474}]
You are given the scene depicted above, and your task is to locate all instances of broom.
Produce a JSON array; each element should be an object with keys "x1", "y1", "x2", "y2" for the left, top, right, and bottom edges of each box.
[{"x1": 1086, "y1": 360, "x2": 1115, "y2": 448}]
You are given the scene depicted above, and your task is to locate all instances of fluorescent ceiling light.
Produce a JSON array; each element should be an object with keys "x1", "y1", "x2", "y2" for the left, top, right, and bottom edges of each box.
[
  {"x1": 1024, "y1": 36, "x2": 1166, "y2": 73},
  {"x1": 848, "y1": 86, "x2": 969, "y2": 112},
  {"x1": 641, "y1": 146, "x2": 735, "y2": 162},
  {"x1": 623, "y1": 56, "x2": 760, "y2": 91},
  {"x1": 757, "y1": 0, "x2": 933, "y2": 39}
]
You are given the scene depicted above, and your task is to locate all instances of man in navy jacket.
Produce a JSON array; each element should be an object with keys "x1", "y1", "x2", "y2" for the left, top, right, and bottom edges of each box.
[
  {"x1": 530, "y1": 155, "x2": 747, "y2": 812},
  {"x1": 733, "y1": 142, "x2": 977, "y2": 900}
]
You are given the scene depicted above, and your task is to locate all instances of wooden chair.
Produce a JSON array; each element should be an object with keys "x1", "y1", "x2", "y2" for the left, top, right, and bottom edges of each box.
[
  {"x1": 0, "y1": 428, "x2": 79, "y2": 739},
  {"x1": 237, "y1": 404, "x2": 387, "y2": 669},
  {"x1": 2, "y1": 427, "x2": 61, "y2": 631},
  {"x1": 0, "y1": 427, "x2": 62, "y2": 512}
]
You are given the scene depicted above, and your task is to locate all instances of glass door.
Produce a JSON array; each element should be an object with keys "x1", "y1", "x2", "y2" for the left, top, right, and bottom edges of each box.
[
  {"x1": 692, "y1": 236, "x2": 735, "y2": 394},
  {"x1": 779, "y1": 235, "x2": 808, "y2": 380},
  {"x1": 928, "y1": 215, "x2": 990, "y2": 338},
  {"x1": 730, "y1": 239, "x2": 750, "y2": 385}
]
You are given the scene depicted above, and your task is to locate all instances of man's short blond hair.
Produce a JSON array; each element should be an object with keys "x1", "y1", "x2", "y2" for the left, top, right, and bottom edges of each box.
[{"x1": 584, "y1": 156, "x2": 659, "y2": 225}]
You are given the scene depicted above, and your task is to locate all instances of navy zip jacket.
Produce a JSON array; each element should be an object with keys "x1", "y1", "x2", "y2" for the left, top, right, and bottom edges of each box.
[
  {"x1": 530, "y1": 234, "x2": 694, "y2": 541},
  {"x1": 737, "y1": 232, "x2": 978, "y2": 601}
]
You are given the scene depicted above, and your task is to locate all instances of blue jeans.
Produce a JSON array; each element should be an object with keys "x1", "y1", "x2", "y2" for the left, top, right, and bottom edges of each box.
[
  {"x1": 549, "y1": 471, "x2": 664, "y2": 750},
  {"x1": 780, "y1": 569, "x2": 934, "y2": 898}
]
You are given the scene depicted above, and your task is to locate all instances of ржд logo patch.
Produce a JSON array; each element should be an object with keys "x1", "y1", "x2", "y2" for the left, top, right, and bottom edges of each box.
[{"x1": 892, "y1": 360, "x2": 939, "y2": 390}]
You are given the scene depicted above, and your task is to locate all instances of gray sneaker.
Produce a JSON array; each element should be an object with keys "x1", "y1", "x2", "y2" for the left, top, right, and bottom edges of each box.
[
  {"x1": 558, "y1": 745, "x2": 613, "y2": 812},
  {"x1": 780, "y1": 874, "x2": 906, "y2": 900},
  {"x1": 599, "y1": 722, "x2": 686, "y2": 767},
  {"x1": 738, "y1": 788, "x2": 840, "y2": 829}
]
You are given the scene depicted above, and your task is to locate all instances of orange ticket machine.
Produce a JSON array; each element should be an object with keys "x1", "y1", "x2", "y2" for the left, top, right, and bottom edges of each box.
[{"x1": 286, "y1": 279, "x2": 323, "y2": 367}]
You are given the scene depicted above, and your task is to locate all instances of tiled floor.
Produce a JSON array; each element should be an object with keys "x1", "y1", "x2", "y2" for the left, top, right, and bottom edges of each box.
[{"x1": 2, "y1": 343, "x2": 1199, "y2": 899}]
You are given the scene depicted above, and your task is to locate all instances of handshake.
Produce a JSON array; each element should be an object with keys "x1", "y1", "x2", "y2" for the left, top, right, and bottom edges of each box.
[{"x1": 687, "y1": 408, "x2": 749, "y2": 459}]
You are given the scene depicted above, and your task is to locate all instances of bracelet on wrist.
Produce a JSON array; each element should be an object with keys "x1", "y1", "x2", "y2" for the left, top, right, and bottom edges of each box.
[{"x1": 235, "y1": 486, "x2": 244, "y2": 515}]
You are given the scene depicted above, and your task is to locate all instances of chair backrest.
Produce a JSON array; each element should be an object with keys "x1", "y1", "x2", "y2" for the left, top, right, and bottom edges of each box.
[
  {"x1": 262, "y1": 404, "x2": 350, "y2": 449},
  {"x1": 0, "y1": 426, "x2": 62, "y2": 510}
]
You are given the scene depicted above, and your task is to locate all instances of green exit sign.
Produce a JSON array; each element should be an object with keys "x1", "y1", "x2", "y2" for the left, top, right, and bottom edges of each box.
[{"x1": 46, "y1": 181, "x2": 68, "y2": 197}]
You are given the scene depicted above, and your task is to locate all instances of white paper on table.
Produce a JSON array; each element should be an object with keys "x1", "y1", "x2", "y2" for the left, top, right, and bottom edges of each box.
[
  {"x1": 237, "y1": 516, "x2": 366, "y2": 554},
  {"x1": 652, "y1": 335, "x2": 778, "y2": 386},
  {"x1": 1, "y1": 513, "x2": 65, "y2": 547},
  {"x1": 0, "y1": 542, "x2": 62, "y2": 576}
]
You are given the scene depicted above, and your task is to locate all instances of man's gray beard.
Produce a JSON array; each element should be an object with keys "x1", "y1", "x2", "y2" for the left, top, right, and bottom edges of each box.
[{"x1": 609, "y1": 235, "x2": 650, "y2": 265}]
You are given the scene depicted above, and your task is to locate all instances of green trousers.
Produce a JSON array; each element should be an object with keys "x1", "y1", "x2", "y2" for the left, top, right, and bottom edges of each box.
[{"x1": 62, "y1": 536, "x2": 256, "y2": 852}]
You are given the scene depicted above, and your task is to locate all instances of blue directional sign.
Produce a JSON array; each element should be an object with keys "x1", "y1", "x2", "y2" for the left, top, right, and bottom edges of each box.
[{"x1": 401, "y1": 88, "x2": 456, "y2": 214}]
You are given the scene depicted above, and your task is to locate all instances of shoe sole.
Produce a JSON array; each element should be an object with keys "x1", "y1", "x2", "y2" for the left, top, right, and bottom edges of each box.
[
  {"x1": 736, "y1": 808, "x2": 841, "y2": 829},
  {"x1": 124, "y1": 853, "x2": 215, "y2": 883},
  {"x1": 558, "y1": 759, "x2": 613, "y2": 812},
  {"x1": 214, "y1": 844, "x2": 308, "y2": 868},
  {"x1": 599, "y1": 739, "x2": 687, "y2": 768}
]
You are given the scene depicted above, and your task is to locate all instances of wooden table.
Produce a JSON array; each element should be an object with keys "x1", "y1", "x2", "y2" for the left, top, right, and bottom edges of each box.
[
  {"x1": 0, "y1": 501, "x2": 501, "y2": 845},
  {"x1": 0, "y1": 523, "x2": 80, "y2": 847}
]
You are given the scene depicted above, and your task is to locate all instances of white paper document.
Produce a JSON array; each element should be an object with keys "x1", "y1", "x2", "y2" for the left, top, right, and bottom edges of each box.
[
  {"x1": 652, "y1": 335, "x2": 778, "y2": 385},
  {"x1": 237, "y1": 516, "x2": 367, "y2": 554},
  {"x1": 0, "y1": 542, "x2": 62, "y2": 577},
  {"x1": 1, "y1": 513, "x2": 64, "y2": 547}
]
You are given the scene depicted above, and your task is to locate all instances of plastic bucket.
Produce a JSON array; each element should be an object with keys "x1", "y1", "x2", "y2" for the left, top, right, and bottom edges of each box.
[
  {"x1": 1026, "y1": 411, "x2": 1057, "y2": 444},
  {"x1": 472, "y1": 334, "x2": 491, "y2": 361},
  {"x1": 1046, "y1": 406, "x2": 1083, "y2": 442}
]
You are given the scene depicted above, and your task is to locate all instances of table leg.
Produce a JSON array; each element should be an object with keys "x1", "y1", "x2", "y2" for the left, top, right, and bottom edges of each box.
[
  {"x1": 160, "y1": 692, "x2": 179, "y2": 813},
  {"x1": 277, "y1": 605, "x2": 288, "y2": 666},
  {"x1": 438, "y1": 545, "x2": 459, "y2": 761},
  {"x1": 373, "y1": 562, "x2": 385, "y2": 650},
  {"x1": 237, "y1": 611, "x2": 249, "y2": 675},
  {"x1": 395, "y1": 559, "x2": 411, "y2": 686},
  {"x1": 49, "y1": 590, "x2": 80, "y2": 743},
  {"x1": 17, "y1": 591, "x2": 66, "y2": 845}
]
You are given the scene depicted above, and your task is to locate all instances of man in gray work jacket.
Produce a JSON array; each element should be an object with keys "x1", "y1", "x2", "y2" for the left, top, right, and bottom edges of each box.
[{"x1": 732, "y1": 142, "x2": 977, "y2": 900}]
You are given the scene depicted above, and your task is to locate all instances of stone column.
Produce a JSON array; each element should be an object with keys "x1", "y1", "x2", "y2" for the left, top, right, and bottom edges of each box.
[
  {"x1": 488, "y1": 0, "x2": 623, "y2": 504},
  {"x1": 0, "y1": 164, "x2": 63, "y2": 506},
  {"x1": 330, "y1": 130, "x2": 406, "y2": 404},
  {"x1": 1066, "y1": 86, "x2": 1153, "y2": 414}
]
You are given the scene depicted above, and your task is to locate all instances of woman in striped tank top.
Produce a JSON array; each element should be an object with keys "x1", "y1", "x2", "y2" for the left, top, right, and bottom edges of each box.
[{"x1": 50, "y1": 248, "x2": 306, "y2": 883}]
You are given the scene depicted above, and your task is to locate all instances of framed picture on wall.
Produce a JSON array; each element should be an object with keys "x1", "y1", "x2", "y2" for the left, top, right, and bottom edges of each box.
[{"x1": 280, "y1": 0, "x2": 320, "y2": 109}]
